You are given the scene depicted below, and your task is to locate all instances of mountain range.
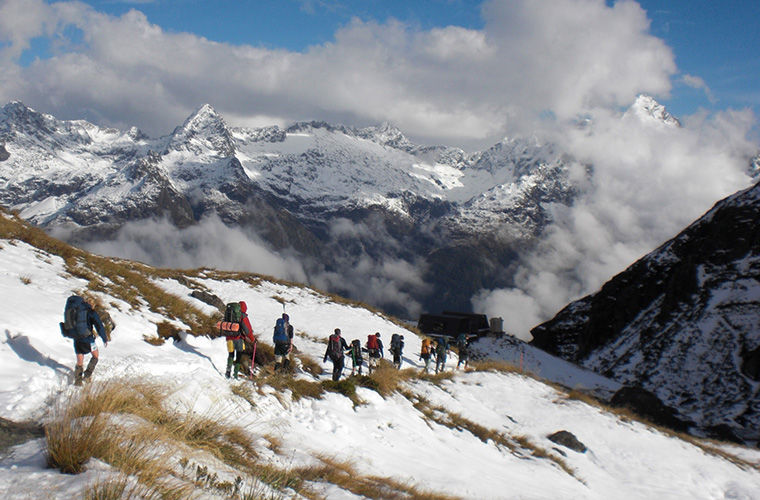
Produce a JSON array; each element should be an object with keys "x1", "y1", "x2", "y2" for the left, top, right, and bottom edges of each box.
[{"x1": 0, "y1": 99, "x2": 580, "y2": 317}]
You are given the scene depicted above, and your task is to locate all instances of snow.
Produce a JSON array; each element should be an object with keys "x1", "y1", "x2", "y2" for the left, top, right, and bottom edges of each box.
[{"x1": 1, "y1": 228, "x2": 760, "y2": 499}]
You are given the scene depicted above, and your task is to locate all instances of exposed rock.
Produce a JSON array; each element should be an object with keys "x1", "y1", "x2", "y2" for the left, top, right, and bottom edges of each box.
[
  {"x1": 191, "y1": 290, "x2": 225, "y2": 312},
  {"x1": 547, "y1": 430, "x2": 587, "y2": 453},
  {"x1": 531, "y1": 181, "x2": 760, "y2": 443},
  {"x1": 0, "y1": 144, "x2": 9, "y2": 161},
  {"x1": 609, "y1": 386, "x2": 691, "y2": 432},
  {"x1": 0, "y1": 417, "x2": 44, "y2": 454}
]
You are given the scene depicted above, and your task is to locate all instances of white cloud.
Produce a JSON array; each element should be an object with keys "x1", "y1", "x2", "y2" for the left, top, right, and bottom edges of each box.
[
  {"x1": 78, "y1": 215, "x2": 308, "y2": 283},
  {"x1": 474, "y1": 104, "x2": 758, "y2": 340},
  {"x1": 1, "y1": 0, "x2": 676, "y2": 147},
  {"x1": 681, "y1": 73, "x2": 716, "y2": 103}
]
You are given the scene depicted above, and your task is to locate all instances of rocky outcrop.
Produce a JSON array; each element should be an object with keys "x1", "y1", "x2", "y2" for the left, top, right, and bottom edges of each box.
[{"x1": 531, "y1": 181, "x2": 760, "y2": 443}]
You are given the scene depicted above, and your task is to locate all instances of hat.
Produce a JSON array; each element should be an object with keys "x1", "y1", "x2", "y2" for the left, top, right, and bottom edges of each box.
[
  {"x1": 375, "y1": 332, "x2": 381, "y2": 337},
  {"x1": 335, "y1": 328, "x2": 341, "y2": 334}
]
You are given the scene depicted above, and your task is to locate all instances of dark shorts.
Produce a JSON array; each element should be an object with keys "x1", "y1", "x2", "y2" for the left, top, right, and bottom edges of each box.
[
  {"x1": 74, "y1": 336, "x2": 96, "y2": 355},
  {"x1": 274, "y1": 342, "x2": 290, "y2": 356}
]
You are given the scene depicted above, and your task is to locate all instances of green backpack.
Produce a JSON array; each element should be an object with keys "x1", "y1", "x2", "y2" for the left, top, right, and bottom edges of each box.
[{"x1": 224, "y1": 302, "x2": 242, "y2": 323}]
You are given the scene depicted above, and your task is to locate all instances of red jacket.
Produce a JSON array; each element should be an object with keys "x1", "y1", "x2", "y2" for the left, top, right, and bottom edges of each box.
[{"x1": 239, "y1": 301, "x2": 256, "y2": 343}]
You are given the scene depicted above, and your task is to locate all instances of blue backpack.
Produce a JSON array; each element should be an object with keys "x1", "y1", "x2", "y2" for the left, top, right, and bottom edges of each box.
[
  {"x1": 273, "y1": 317, "x2": 289, "y2": 343},
  {"x1": 61, "y1": 295, "x2": 91, "y2": 340}
]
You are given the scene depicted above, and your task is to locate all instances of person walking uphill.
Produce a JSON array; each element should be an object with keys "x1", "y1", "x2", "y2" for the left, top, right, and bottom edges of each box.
[
  {"x1": 365, "y1": 332, "x2": 384, "y2": 374},
  {"x1": 273, "y1": 313, "x2": 294, "y2": 372},
  {"x1": 323, "y1": 328, "x2": 349, "y2": 381},
  {"x1": 390, "y1": 333, "x2": 405, "y2": 369},
  {"x1": 435, "y1": 337, "x2": 450, "y2": 374},
  {"x1": 60, "y1": 295, "x2": 108, "y2": 386},
  {"x1": 219, "y1": 301, "x2": 255, "y2": 379},
  {"x1": 419, "y1": 337, "x2": 433, "y2": 373}
]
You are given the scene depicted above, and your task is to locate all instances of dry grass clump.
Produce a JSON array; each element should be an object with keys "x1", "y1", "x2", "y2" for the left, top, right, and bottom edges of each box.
[
  {"x1": 44, "y1": 378, "x2": 268, "y2": 498},
  {"x1": 468, "y1": 360, "x2": 523, "y2": 374},
  {"x1": 296, "y1": 353, "x2": 323, "y2": 377},
  {"x1": 295, "y1": 454, "x2": 459, "y2": 500},
  {"x1": 358, "y1": 361, "x2": 417, "y2": 397},
  {"x1": 256, "y1": 373, "x2": 325, "y2": 402}
]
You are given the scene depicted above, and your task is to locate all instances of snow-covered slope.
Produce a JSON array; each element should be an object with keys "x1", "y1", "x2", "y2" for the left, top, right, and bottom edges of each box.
[
  {"x1": 1, "y1": 210, "x2": 759, "y2": 499},
  {"x1": 531, "y1": 181, "x2": 760, "y2": 445}
]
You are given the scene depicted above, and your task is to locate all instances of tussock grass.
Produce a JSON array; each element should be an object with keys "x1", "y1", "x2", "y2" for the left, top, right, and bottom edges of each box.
[
  {"x1": 257, "y1": 373, "x2": 325, "y2": 402},
  {"x1": 296, "y1": 353, "x2": 323, "y2": 377},
  {"x1": 81, "y1": 477, "x2": 153, "y2": 500},
  {"x1": 43, "y1": 378, "x2": 268, "y2": 498},
  {"x1": 357, "y1": 361, "x2": 418, "y2": 397},
  {"x1": 321, "y1": 379, "x2": 363, "y2": 407},
  {"x1": 295, "y1": 454, "x2": 459, "y2": 500}
]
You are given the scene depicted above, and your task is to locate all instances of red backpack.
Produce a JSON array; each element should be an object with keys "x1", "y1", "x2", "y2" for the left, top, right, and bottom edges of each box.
[{"x1": 367, "y1": 334, "x2": 379, "y2": 350}]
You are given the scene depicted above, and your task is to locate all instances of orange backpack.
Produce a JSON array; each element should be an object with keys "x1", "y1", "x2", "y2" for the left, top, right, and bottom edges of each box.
[{"x1": 421, "y1": 338, "x2": 431, "y2": 355}]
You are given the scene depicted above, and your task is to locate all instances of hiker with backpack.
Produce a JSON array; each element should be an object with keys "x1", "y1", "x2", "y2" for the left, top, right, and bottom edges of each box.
[
  {"x1": 365, "y1": 332, "x2": 384, "y2": 374},
  {"x1": 419, "y1": 337, "x2": 433, "y2": 373},
  {"x1": 390, "y1": 333, "x2": 405, "y2": 369},
  {"x1": 272, "y1": 313, "x2": 294, "y2": 372},
  {"x1": 348, "y1": 339, "x2": 364, "y2": 376},
  {"x1": 323, "y1": 328, "x2": 350, "y2": 381},
  {"x1": 236, "y1": 302, "x2": 257, "y2": 378},
  {"x1": 435, "y1": 337, "x2": 450, "y2": 374},
  {"x1": 218, "y1": 301, "x2": 256, "y2": 379},
  {"x1": 60, "y1": 295, "x2": 108, "y2": 386},
  {"x1": 456, "y1": 333, "x2": 470, "y2": 370}
]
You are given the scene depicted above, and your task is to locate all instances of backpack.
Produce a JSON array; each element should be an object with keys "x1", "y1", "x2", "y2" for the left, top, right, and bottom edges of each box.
[
  {"x1": 273, "y1": 317, "x2": 289, "y2": 343},
  {"x1": 421, "y1": 338, "x2": 431, "y2": 355},
  {"x1": 457, "y1": 333, "x2": 467, "y2": 348},
  {"x1": 391, "y1": 334, "x2": 400, "y2": 348},
  {"x1": 436, "y1": 339, "x2": 448, "y2": 356},
  {"x1": 328, "y1": 334, "x2": 343, "y2": 360},
  {"x1": 61, "y1": 295, "x2": 91, "y2": 340},
  {"x1": 367, "y1": 334, "x2": 379, "y2": 350},
  {"x1": 224, "y1": 302, "x2": 242, "y2": 323}
]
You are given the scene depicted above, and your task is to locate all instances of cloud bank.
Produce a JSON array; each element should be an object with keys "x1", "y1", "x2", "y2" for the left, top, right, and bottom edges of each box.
[
  {"x1": 79, "y1": 215, "x2": 308, "y2": 283},
  {"x1": 1, "y1": 0, "x2": 675, "y2": 148}
]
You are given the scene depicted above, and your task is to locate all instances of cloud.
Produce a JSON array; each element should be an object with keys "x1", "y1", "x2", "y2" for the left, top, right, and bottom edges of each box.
[
  {"x1": 77, "y1": 214, "x2": 308, "y2": 282},
  {"x1": 473, "y1": 103, "x2": 758, "y2": 340},
  {"x1": 681, "y1": 74, "x2": 716, "y2": 103},
  {"x1": 0, "y1": 0, "x2": 675, "y2": 147}
]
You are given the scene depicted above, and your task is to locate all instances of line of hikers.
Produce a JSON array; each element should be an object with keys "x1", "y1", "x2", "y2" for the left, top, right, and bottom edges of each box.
[{"x1": 60, "y1": 295, "x2": 473, "y2": 385}]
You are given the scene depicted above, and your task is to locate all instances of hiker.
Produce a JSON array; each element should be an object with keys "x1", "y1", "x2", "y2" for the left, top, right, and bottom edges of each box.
[
  {"x1": 390, "y1": 333, "x2": 405, "y2": 369},
  {"x1": 435, "y1": 337, "x2": 450, "y2": 374},
  {"x1": 323, "y1": 328, "x2": 349, "y2": 381},
  {"x1": 419, "y1": 337, "x2": 433, "y2": 373},
  {"x1": 273, "y1": 313, "x2": 294, "y2": 372},
  {"x1": 236, "y1": 301, "x2": 257, "y2": 378},
  {"x1": 456, "y1": 333, "x2": 470, "y2": 370},
  {"x1": 220, "y1": 301, "x2": 255, "y2": 379},
  {"x1": 365, "y1": 332, "x2": 384, "y2": 374},
  {"x1": 348, "y1": 339, "x2": 364, "y2": 376},
  {"x1": 60, "y1": 295, "x2": 108, "y2": 386}
]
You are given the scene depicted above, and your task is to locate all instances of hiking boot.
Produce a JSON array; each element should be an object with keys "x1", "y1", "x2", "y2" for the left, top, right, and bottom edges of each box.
[
  {"x1": 83, "y1": 357, "x2": 98, "y2": 380},
  {"x1": 74, "y1": 365, "x2": 83, "y2": 386}
]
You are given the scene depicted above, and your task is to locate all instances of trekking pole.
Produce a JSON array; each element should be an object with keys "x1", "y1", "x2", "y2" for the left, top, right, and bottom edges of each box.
[{"x1": 251, "y1": 340, "x2": 257, "y2": 378}]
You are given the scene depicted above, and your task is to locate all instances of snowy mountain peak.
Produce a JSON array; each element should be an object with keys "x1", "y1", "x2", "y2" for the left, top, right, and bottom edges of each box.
[
  {"x1": 170, "y1": 103, "x2": 235, "y2": 156},
  {"x1": 358, "y1": 121, "x2": 415, "y2": 150},
  {"x1": 628, "y1": 94, "x2": 681, "y2": 127}
]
